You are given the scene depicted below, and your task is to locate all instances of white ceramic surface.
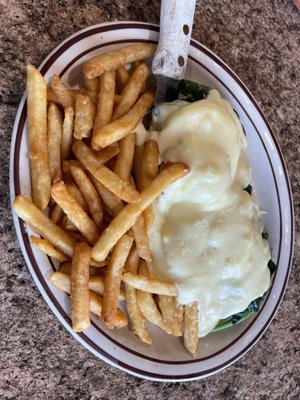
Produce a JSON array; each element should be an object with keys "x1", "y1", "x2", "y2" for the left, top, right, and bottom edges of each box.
[{"x1": 10, "y1": 22, "x2": 294, "y2": 381}]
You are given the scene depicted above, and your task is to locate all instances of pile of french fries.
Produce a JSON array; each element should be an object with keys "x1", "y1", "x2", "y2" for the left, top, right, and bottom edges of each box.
[{"x1": 13, "y1": 44, "x2": 199, "y2": 356}]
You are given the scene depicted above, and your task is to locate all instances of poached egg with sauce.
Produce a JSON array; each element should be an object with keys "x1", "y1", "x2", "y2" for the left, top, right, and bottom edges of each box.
[{"x1": 146, "y1": 89, "x2": 271, "y2": 337}]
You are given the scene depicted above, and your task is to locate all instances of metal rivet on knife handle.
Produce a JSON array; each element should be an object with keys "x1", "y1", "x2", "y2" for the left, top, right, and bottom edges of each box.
[
  {"x1": 178, "y1": 56, "x2": 185, "y2": 67},
  {"x1": 183, "y1": 24, "x2": 189, "y2": 35}
]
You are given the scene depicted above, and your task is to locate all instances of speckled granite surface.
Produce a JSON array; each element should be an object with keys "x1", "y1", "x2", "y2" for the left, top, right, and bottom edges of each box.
[{"x1": 0, "y1": 0, "x2": 299, "y2": 399}]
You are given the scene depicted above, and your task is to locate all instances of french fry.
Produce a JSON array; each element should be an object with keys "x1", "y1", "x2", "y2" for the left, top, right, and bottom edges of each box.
[
  {"x1": 143, "y1": 140, "x2": 159, "y2": 185},
  {"x1": 143, "y1": 208, "x2": 154, "y2": 231},
  {"x1": 61, "y1": 215, "x2": 78, "y2": 232},
  {"x1": 90, "y1": 175, "x2": 123, "y2": 217},
  {"x1": 89, "y1": 258, "x2": 109, "y2": 268},
  {"x1": 135, "y1": 141, "x2": 159, "y2": 190},
  {"x1": 59, "y1": 262, "x2": 72, "y2": 274},
  {"x1": 47, "y1": 87, "x2": 58, "y2": 103},
  {"x1": 50, "y1": 203, "x2": 64, "y2": 224},
  {"x1": 49, "y1": 271, "x2": 128, "y2": 328},
  {"x1": 116, "y1": 66, "x2": 130, "y2": 92},
  {"x1": 113, "y1": 63, "x2": 151, "y2": 121},
  {"x1": 49, "y1": 271, "x2": 73, "y2": 292},
  {"x1": 84, "y1": 78, "x2": 99, "y2": 92},
  {"x1": 26, "y1": 64, "x2": 51, "y2": 210},
  {"x1": 135, "y1": 141, "x2": 159, "y2": 226},
  {"x1": 74, "y1": 94, "x2": 94, "y2": 139},
  {"x1": 66, "y1": 182, "x2": 88, "y2": 211},
  {"x1": 102, "y1": 234, "x2": 134, "y2": 328},
  {"x1": 51, "y1": 181, "x2": 100, "y2": 245},
  {"x1": 51, "y1": 75, "x2": 74, "y2": 108},
  {"x1": 125, "y1": 247, "x2": 148, "y2": 282},
  {"x1": 89, "y1": 275, "x2": 125, "y2": 301},
  {"x1": 93, "y1": 70, "x2": 116, "y2": 134},
  {"x1": 93, "y1": 145, "x2": 120, "y2": 164},
  {"x1": 62, "y1": 160, "x2": 82, "y2": 177},
  {"x1": 30, "y1": 235, "x2": 69, "y2": 262},
  {"x1": 184, "y1": 302, "x2": 199, "y2": 357},
  {"x1": 131, "y1": 213, "x2": 151, "y2": 262},
  {"x1": 47, "y1": 102, "x2": 62, "y2": 183},
  {"x1": 134, "y1": 146, "x2": 144, "y2": 191},
  {"x1": 141, "y1": 140, "x2": 159, "y2": 229},
  {"x1": 61, "y1": 106, "x2": 74, "y2": 160},
  {"x1": 133, "y1": 144, "x2": 144, "y2": 199},
  {"x1": 175, "y1": 301, "x2": 184, "y2": 324},
  {"x1": 114, "y1": 132, "x2": 136, "y2": 181},
  {"x1": 132, "y1": 60, "x2": 143, "y2": 69},
  {"x1": 47, "y1": 87, "x2": 89, "y2": 105},
  {"x1": 69, "y1": 164, "x2": 103, "y2": 230},
  {"x1": 13, "y1": 195, "x2": 76, "y2": 257},
  {"x1": 83, "y1": 43, "x2": 157, "y2": 79},
  {"x1": 158, "y1": 295, "x2": 182, "y2": 336},
  {"x1": 49, "y1": 271, "x2": 127, "y2": 328},
  {"x1": 114, "y1": 94, "x2": 122, "y2": 104},
  {"x1": 71, "y1": 242, "x2": 91, "y2": 332},
  {"x1": 89, "y1": 291, "x2": 128, "y2": 328},
  {"x1": 88, "y1": 274, "x2": 105, "y2": 294},
  {"x1": 124, "y1": 246, "x2": 152, "y2": 344},
  {"x1": 86, "y1": 90, "x2": 98, "y2": 104},
  {"x1": 72, "y1": 140, "x2": 140, "y2": 203},
  {"x1": 133, "y1": 144, "x2": 144, "y2": 177},
  {"x1": 92, "y1": 88, "x2": 155, "y2": 149},
  {"x1": 91, "y1": 163, "x2": 190, "y2": 261},
  {"x1": 129, "y1": 177, "x2": 151, "y2": 262},
  {"x1": 61, "y1": 160, "x2": 73, "y2": 183},
  {"x1": 136, "y1": 261, "x2": 168, "y2": 331},
  {"x1": 63, "y1": 147, "x2": 118, "y2": 176},
  {"x1": 122, "y1": 272, "x2": 177, "y2": 296}
]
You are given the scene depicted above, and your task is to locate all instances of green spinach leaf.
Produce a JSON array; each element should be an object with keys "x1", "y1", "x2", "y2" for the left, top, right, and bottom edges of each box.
[
  {"x1": 212, "y1": 257, "x2": 277, "y2": 332},
  {"x1": 178, "y1": 79, "x2": 210, "y2": 102}
]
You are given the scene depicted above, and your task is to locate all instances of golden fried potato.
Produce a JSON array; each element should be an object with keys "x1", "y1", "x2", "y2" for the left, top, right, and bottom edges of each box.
[
  {"x1": 26, "y1": 64, "x2": 51, "y2": 210},
  {"x1": 83, "y1": 44, "x2": 156, "y2": 79}
]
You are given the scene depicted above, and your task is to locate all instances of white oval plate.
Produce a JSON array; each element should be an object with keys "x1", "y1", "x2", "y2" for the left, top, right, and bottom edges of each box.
[{"x1": 10, "y1": 22, "x2": 294, "y2": 381}]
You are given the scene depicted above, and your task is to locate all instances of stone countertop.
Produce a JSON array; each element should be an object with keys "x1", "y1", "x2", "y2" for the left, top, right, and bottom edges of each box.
[{"x1": 0, "y1": 1, "x2": 299, "y2": 399}]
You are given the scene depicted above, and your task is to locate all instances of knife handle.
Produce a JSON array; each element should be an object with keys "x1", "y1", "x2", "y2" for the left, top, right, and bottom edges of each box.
[{"x1": 152, "y1": 0, "x2": 196, "y2": 80}]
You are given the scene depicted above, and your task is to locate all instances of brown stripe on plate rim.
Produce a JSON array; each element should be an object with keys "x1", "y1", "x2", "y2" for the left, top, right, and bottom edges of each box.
[{"x1": 11, "y1": 22, "x2": 294, "y2": 380}]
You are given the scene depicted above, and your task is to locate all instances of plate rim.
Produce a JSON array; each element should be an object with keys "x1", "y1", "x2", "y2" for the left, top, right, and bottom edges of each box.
[{"x1": 9, "y1": 21, "x2": 294, "y2": 382}]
